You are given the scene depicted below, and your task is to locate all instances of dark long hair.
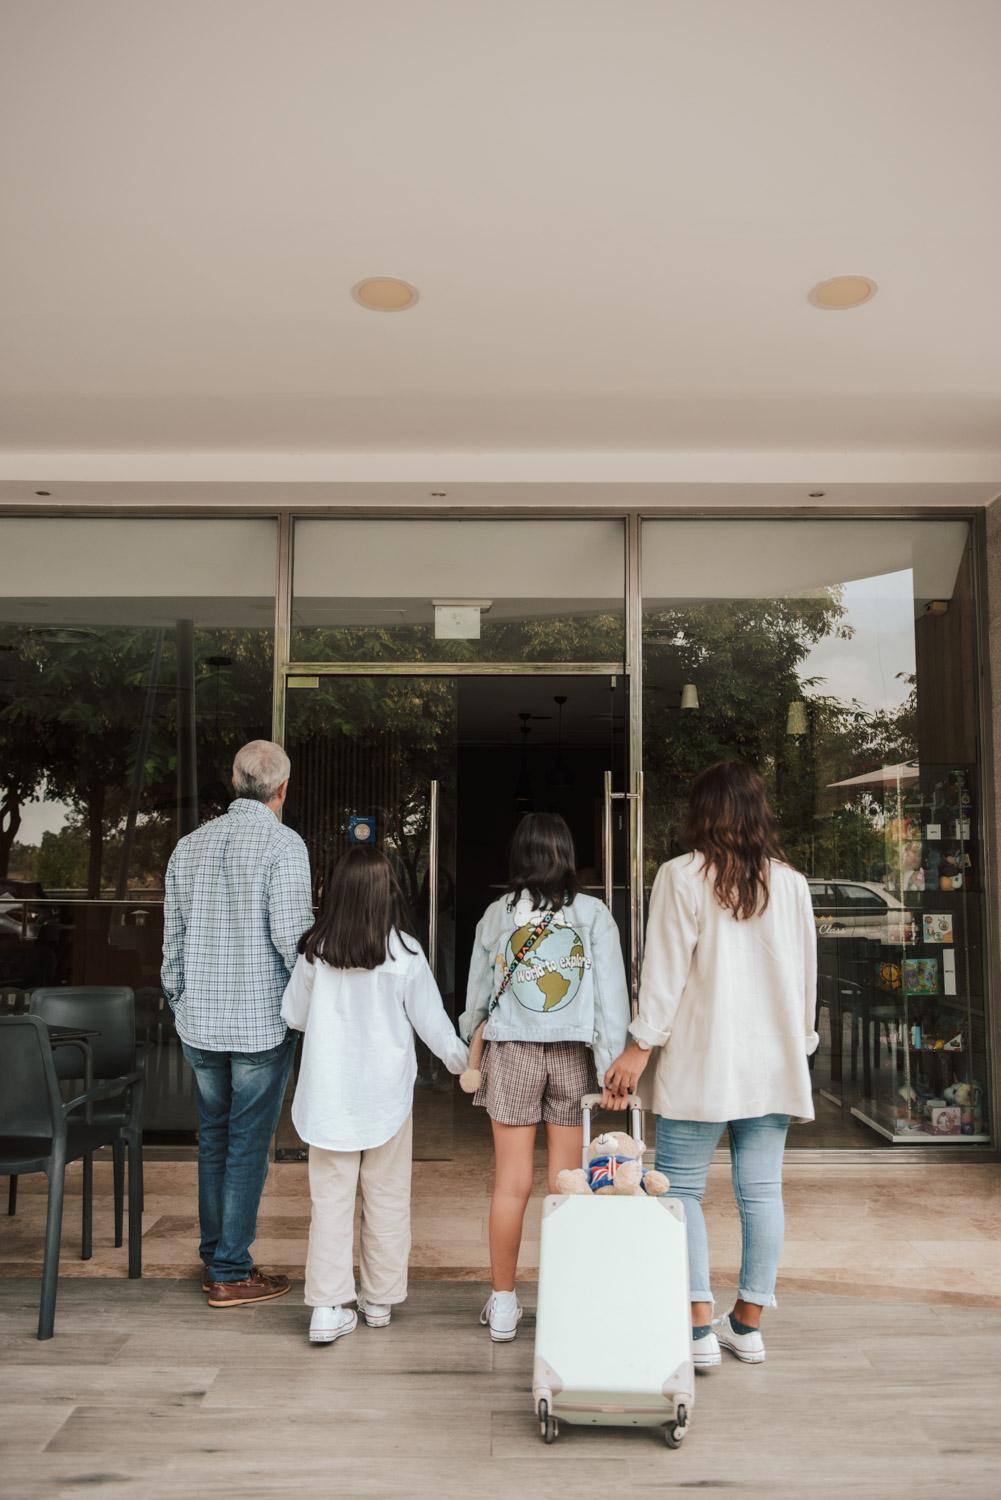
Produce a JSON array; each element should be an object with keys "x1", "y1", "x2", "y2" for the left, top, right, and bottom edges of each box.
[
  {"x1": 299, "y1": 844, "x2": 415, "y2": 969},
  {"x1": 506, "y1": 812, "x2": 578, "y2": 911},
  {"x1": 684, "y1": 761, "x2": 789, "y2": 921}
]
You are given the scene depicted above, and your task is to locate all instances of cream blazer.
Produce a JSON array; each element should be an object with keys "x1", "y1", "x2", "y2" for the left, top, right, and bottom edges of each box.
[{"x1": 631, "y1": 854, "x2": 818, "y2": 1124}]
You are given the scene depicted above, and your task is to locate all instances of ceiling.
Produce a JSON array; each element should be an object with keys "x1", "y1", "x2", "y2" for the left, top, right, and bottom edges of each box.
[{"x1": 1, "y1": 0, "x2": 1000, "y2": 507}]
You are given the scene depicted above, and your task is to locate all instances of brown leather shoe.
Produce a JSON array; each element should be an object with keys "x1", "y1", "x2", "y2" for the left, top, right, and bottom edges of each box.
[
  {"x1": 201, "y1": 1263, "x2": 212, "y2": 1294},
  {"x1": 207, "y1": 1268, "x2": 291, "y2": 1308}
]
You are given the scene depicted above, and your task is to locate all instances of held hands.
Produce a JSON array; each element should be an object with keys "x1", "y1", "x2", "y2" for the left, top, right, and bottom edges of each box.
[{"x1": 602, "y1": 1042, "x2": 653, "y2": 1109}]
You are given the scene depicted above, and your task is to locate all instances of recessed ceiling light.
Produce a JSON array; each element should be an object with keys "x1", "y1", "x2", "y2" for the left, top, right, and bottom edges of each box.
[
  {"x1": 351, "y1": 276, "x2": 419, "y2": 312},
  {"x1": 808, "y1": 275, "x2": 877, "y2": 310}
]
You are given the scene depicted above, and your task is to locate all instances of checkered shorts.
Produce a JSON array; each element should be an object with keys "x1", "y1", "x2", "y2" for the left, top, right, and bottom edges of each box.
[{"x1": 472, "y1": 1040, "x2": 597, "y2": 1127}]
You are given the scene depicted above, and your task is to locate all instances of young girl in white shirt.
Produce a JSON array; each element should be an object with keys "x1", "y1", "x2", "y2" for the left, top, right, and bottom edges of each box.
[{"x1": 281, "y1": 844, "x2": 468, "y2": 1345}]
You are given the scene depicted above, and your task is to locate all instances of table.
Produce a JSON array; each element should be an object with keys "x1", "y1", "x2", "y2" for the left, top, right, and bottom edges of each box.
[{"x1": 46, "y1": 1023, "x2": 100, "y2": 1046}]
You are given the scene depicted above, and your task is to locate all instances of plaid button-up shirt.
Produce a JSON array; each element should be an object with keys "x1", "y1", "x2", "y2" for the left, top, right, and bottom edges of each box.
[{"x1": 161, "y1": 799, "x2": 315, "y2": 1052}]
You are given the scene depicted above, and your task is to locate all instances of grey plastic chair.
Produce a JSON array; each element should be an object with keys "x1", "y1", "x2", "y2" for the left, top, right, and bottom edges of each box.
[
  {"x1": 28, "y1": 986, "x2": 144, "y2": 1251},
  {"x1": 0, "y1": 1013, "x2": 143, "y2": 1339}
]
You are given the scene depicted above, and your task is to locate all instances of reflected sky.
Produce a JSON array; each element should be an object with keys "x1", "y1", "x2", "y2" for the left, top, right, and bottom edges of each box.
[{"x1": 800, "y1": 568, "x2": 915, "y2": 714}]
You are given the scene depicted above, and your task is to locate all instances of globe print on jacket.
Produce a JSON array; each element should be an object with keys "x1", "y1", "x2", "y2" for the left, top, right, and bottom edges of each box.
[
  {"x1": 459, "y1": 891, "x2": 631, "y2": 1085},
  {"x1": 504, "y1": 920, "x2": 589, "y2": 1013}
]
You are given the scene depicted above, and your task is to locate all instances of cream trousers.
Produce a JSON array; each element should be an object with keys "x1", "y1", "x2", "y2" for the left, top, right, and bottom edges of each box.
[{"x1": 304, "y1": 1114, "x2": 413, "y2": 1308}]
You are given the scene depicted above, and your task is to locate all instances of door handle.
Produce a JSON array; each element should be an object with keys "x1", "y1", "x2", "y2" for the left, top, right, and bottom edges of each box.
[
  {"x1": 603, "y1": 770, "x2": 614, "y2": 911},
  {"x1": 604, "y1": 770, "x2": 644, "y2": 1017},
  {"x1": 630, "y1": 770, "x2": 644, "y2": 1018},
  {"x1": 428, "y1": 779, "x2": 440, "y2": 980}
]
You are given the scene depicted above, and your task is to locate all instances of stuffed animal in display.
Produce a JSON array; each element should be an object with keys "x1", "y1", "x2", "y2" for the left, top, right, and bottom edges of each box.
[{"x1": 556, "y1": 1131, "x2": 670, "y2": 1197}]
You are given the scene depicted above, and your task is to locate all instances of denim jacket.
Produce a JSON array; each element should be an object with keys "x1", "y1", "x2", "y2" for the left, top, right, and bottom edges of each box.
[{"x1": 458, "y1": 891, "x2": 630, "y2": 1084}]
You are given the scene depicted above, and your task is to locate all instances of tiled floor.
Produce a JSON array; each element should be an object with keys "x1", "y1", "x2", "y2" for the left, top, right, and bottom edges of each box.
[
  {"x1": 2, "y1": 1278, "x2": 1000, "y2": 1499},
  {"x1": 3, "y1": 1125, "x2": 1000, "y2": 1307}
]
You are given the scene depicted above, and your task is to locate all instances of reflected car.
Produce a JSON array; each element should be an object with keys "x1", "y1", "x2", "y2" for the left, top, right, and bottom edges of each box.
[
  {"x1": 807, "y1": 879, "x2": 913, "y2": 942},
  {"x1": 0, "y1": 906, "x2": 42, "y2": 944},
  {"x1": 0, "y1": 884, "x2": 43, "y2": 944}
]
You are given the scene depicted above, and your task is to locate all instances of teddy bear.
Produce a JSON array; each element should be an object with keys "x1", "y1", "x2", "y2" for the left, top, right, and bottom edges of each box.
[{"x1": 555, "y1": 1131, "x2": 670, "y2": 1197}]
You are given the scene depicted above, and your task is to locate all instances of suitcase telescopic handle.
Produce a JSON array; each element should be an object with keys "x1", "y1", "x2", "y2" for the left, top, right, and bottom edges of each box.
[{"x1": 580, "y1": 1092, "x2": 645, "y2": 1168}]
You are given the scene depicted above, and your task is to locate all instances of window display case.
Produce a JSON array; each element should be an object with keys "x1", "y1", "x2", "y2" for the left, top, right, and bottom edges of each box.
[{"x1": 839, "y1": 766, "x2": 989, "y2": 1144}]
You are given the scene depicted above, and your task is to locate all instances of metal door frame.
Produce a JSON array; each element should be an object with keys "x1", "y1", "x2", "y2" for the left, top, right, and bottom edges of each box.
[{"x1": 272, "y1": 513, "x2": 646, "y2": 1001}]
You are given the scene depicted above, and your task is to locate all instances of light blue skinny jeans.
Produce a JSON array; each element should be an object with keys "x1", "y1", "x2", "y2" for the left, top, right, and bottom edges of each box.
[{"x1": 655, "y1": 1114, "x2": 791, "y2": 1308}]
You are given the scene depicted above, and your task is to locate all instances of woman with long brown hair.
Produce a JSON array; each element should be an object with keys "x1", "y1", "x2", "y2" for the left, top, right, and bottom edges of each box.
[{"x1": 605, "y1": 761, "x2": 817, "y2": 1370}]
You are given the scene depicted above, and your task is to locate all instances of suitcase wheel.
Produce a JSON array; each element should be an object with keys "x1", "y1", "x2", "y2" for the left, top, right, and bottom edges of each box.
[
  {"x1": 538, "y1": 1398, "x2": 559, "y2": 1444},
  {"x1": 664, "y1": 1403, "x2": 689, "y2": 1448}
]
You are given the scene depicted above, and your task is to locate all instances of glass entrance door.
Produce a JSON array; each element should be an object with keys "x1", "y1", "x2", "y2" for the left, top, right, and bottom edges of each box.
[
  {"x1": 278, "y1": 675, "x2": 458, "y2": 1160},
  {"x1": 277, "y1": 672, "x2": 630, "y2": 1161}
]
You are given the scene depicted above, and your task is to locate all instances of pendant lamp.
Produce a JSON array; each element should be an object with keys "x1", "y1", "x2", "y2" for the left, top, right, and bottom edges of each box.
[
  {"x1": 514, "y1": 713, "x2": 534, "y2": 812},
  {"x1": 786, "y1": 700, "x2": 809, "y2": 737},
  {"x1": 546, "y1": 695, "x2": 575, "y2": 786},
  {"x1": 680, "y1": 683, "x2": 699, "y2": 711}
]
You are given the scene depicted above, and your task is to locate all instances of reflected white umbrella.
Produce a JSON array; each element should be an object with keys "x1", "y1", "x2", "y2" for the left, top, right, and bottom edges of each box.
[{"x1": 827, "y1": 761, "x2": 919, "y2": 789}]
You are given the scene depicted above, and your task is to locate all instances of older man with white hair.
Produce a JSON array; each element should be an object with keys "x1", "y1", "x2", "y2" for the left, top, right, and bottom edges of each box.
[{"x1": 162, "y1": 740, "x2": 314, "y2": 1308}]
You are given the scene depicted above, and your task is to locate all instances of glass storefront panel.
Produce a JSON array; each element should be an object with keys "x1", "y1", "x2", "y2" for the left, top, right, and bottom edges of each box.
[
  {"x1": 291, "y1": 518, "x2": 626, "y2": 663},
  {"x1": 2, "y1": 507, "x2": 992, "y2": 1157},
  {"x1": 0, "y1": 518, "x2": 277, "y2": 1142},
  {"x1": 641, "y1": 519, "x2": 990, "y2": 1148}
]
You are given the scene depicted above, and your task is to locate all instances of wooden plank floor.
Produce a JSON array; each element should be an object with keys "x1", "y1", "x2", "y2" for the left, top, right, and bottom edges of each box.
[{"x1": 2, "y1": 1278, "x2": 1000, "y2": 1499}]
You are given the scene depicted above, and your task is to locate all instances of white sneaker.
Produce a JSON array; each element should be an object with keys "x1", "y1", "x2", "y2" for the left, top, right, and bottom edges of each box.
[
  {"x1": 479, "y1": 1290, "x2": 523, "y2": 1342},
  {"x1": 357, "y1": 1297, "x2": 392, "y2": 1328},
  {"x1": 714, "y1": 1312, "x2": 766, "y2": 1364},
  {"x1": 692, "y1": 1329, "x2": 721, "y2": 1370},
  {"x1": 308, "y1": 1305, "x2": 358, "y2": 1344}
]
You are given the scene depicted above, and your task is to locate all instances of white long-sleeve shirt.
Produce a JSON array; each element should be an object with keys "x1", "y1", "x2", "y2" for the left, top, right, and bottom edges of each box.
[
  {"x1": 280, "y1": 934, "x2": 469, "y2": 1151},
  {"x1": 631, "y1": 854, "x2": 818, "y2": 1124}
]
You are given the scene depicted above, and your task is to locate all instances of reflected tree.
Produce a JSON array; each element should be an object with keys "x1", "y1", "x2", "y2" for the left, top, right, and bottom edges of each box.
[
  {"x1": 0, "y1": 625, "x2": 272, "y2": 893},
  {"x1": 1, "y1": 593, "x2": 920, "y2": 897}
]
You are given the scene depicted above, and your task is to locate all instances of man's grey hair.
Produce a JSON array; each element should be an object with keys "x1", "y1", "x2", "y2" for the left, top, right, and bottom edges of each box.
[{"x1": 232, "y1": 740, "x2": 291, "y2": 802}]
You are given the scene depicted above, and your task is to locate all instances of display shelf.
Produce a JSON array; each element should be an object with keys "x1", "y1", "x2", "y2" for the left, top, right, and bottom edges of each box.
[
  {"x1": 850, "y1": 1105, "x2": 990, "y2": 1146},
  {"x1": 817, "y1": 762, "x2": 990, "y2": 1147}
]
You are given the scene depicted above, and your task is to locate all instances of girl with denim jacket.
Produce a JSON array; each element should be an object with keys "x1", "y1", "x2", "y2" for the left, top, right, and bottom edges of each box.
[{"x1": 458, "y1": 812, "x2": 629, "y2": 1341}]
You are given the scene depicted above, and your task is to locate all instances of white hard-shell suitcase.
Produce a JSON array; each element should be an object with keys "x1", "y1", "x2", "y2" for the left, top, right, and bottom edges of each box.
[{"x1": 532, "y1": 1093, "x2": 695, "y2": 1448}]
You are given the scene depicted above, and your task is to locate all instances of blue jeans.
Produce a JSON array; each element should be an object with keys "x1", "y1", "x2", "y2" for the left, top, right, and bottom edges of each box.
[
  {"x1": 181, "y1": 1034, "x2": 296, "y2": 1282},
  {"x1": 655, "y1": 1114, "x2": 790, "y2": 1308}
]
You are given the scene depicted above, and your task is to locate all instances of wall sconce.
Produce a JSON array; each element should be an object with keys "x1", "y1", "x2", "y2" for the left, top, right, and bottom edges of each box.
[
  {"x1": 786, "y1": 700, "x2": 809, "y2": 737},
  {"x1": 680, "y1": 683, "x2": 700, "y2": 710}
]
